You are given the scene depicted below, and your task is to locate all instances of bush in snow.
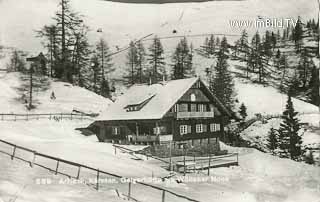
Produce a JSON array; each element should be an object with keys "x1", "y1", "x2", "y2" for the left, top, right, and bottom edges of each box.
[
  {"x1": 266, "y1": 127, "x2": 278, "y2": 153},
  {"x1": 239, "y1": 103, "x2": 247, "y2": 121},
  {"x1": 304, "y1": 150, "x2": 315, "y2": 165}
]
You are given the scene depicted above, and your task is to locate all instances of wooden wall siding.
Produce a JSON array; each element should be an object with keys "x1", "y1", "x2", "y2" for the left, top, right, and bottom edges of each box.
[
  {"x1": 147, "y1": 137, "x2": 220, "y2": 157},
  {"x1": 179, "y1": 88, "x2": 210, "y2": 103},
  {"x1": 94, "y1": 119, "x2": 176, "y2": 142},
  {"x1": 172, "y1": 119, "x2": 223, "y2": 141}
]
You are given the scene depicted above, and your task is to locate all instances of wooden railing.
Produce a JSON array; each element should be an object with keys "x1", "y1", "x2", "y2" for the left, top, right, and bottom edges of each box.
[
  {"x1": 0, "y1": 138, "x2": 201, "y2": 202},
  {"x1": 132, "y1": 135, "x2": 157, "y2": 142},
  {"x1": 175, "y1": 111, "x2": 214, "y2": 119},
  {"x1": 0, "y1": 113, "x2": 95, "y2": 121}
]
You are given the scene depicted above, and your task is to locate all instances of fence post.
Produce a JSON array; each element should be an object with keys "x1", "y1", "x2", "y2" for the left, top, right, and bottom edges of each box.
[
  {"x1": 193, "y1": 154, "x2": 196, "y2": 173},
  {"x1": 55, "y1": 160, "x2": 60, "y2": 175},
  {"x1": 162, "y1": 190, "x2": 166, "y2": 202},
  {"x1": 77, "y1": 166, "x2": 81, "y2": 179},
  {"x1": 49, "y1": 114, "x2": 52, "y2": 120},
  {"x1": 70, "y1": 113, "x2": 72, "y2": 120},
  {"x1": 60, "y1": 113, "x2": 63, "y2": 120},
  {"x1": 236, "y1": 153, "x2": 239, "y2": 164},
  {"x1": 183, "y1": 154, "x2": 186, "y2": 176},
  {"x1": 11, "y1": 145, "x2": 17, "y2": 160},
  {"x1": 96, "y1": 169, "x2": 100, "y2": 190},
  {"x1": 14, "y1": 115, "x2": 16, "y2": 121},
  {"x1": 30, "y1": 151, "x2": 36, "y2": 167},
  {"x1": 114, "y1": 146, "x2": 117, "y2": 155},
  {"x1": 128, "y1": 181, "x2": 132, "y2": 199},
  {"x1": 207, "y1": 154, "x2": 211, "y2": 176}
]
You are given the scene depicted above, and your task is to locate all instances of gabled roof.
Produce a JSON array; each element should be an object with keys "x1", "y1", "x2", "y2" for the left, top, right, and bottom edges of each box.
[{"x1": 95, "y1": 77, "x2": 235, "y2": 121}]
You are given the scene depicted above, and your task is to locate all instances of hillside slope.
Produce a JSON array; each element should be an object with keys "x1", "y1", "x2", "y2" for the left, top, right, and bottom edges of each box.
[{"x1": 0, "y1": 72, "x2": 112, "y2": 114}]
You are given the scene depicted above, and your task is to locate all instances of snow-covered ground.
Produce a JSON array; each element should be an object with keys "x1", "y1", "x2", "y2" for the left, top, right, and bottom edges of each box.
[
  {"x1": 235, "y1": 79, "x2": 319, "y2": 118},
  {"x1": 0, "y1": 154, "x2": 124, "y2": 202},
  {"x1": 0, "y1": 120, "x2": 168, "y2": 178},
  {"x1": 0, "y1": 72, "x2": 112, "y2": 114}
]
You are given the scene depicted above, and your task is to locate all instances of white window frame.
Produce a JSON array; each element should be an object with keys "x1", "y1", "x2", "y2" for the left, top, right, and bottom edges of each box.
[
  {"x1": 196, "y1": 124, "x2": 203, "y2": 133},
  {"x1": 112, "y1": 127, "x2": 120, "y2": 135},
  {"x1": 154, "y1": 127, "x2": 161, "y2": 135},
  {"x1": 210, "y1": 123, "x2": 221, "y2": 132},
  {"x1": 190, "y1": 93, "x2": 196, "y2": 102},
  {"x1": 198, "y1": 104, "x2": 204, "y2": 112},
  {"x1": 180, "y1": 125, "x2": 188, "y2": 135}
]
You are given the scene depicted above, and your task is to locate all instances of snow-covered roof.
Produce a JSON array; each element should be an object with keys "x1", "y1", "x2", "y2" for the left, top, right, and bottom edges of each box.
[
  {"x1": 96, "y1": 77, "x2": 235, "y2": 121},
  {"x1": 96, "y1": 77, "x2": 200, "y2": 121}
]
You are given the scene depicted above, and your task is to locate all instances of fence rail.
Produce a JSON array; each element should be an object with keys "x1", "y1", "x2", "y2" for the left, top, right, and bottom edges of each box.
[
  {"x1": 0, "y1": 113, "x2": 95, "y2": 121},
  {"x1": 0, "y1": 139, "x2": 201, "y2": 202}
]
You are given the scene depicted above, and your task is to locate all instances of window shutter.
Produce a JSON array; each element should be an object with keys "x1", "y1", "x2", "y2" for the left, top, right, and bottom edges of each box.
[
  {"x1": 187, "y1": 125, "x2": 191, "y2": 133},
  {"x1": 217, "y1": 124, "x2": 220, "y2": 131},
  {"x1": 203, "y1": 124, "x2": 207, "y2": 132}
]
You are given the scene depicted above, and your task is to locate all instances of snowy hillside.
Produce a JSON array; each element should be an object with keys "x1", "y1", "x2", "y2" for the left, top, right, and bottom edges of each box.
[
  {"x1": 235, "y1": 79, "x2": 319, "y2": 118},
  {"x1": 0, "y1": 0, "x2": 317, "y2": 67},
  {"x1": 0, "y1": 72, "x2": 112, "y2": 114}
]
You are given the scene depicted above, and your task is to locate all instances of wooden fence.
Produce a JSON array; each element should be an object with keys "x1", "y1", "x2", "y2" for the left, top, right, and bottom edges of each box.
[
  {"x1": 112, "y1": 144, "x2": 239, "y2": 177},
  {"x1": 0, "y1": 139, "x2": 201, "y2": 202},
  {"x1": 174, "y1": 153, "x2": 238, "y2": 176},
  {"x1": 0, "y1": 113, "x2": 94, "y2": 121}
]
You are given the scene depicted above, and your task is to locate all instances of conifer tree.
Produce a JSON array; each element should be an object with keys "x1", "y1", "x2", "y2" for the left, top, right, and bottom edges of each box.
[
  {"x1": 239, "y1": 29, "x2": 249, "y2": 53},
  {"x1": 37, "y1": 0, "x2": 88, "y2": 83},
  {"x1": 171, "y1": 37, "x2": 193, "y2": 80},
  {"x1": 7, "y1": 49, "x2": 26, "y2": 72},
  {"x1": 209, "y1": 38, "x2": 235, "y2": 109},
  {"x1": 136, "y1": 41, "x2": 146, "y2": 83},
  {"x1": 278, "y1": 92, "x2": 303, "y2": 160},
  {"x1": 267, "y1": 127, "x2": 278, "y2": 152},
  {"x1": 292, "y1": 17, "x2": 304, "y2": 52},
  {"x1": 297, "y1": 48, "x2": 313, "y2": 88},
  {"x1": 307, "y1": 66, "x2": 320, "y2": 106},
  {"x1": 126, "y1": 41, "x2": 138, "y2": 85},
  {"x1": 263, "y1": 30, "x2": 273, "y2": 58},
  {"x1": 147, "y1": 36, "x2": 165, "y2": 83},
  {"x1": 95, "y1": 38, "x2": 114, "y2": 97}
]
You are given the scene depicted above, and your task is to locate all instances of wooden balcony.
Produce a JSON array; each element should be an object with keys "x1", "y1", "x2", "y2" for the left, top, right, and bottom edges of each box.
[
  {"x1": 131, "y1": 134, "x2": 173, "y2": 143},
  {"x1": 132, "y1": 135, "x2": 157, "y2": 142},
  {"x1": 159, "y1": 134, "x2": 173, "y2": 142},
  {"x1": 175, "y1": 111, "x2": 214, "y2": 119}
]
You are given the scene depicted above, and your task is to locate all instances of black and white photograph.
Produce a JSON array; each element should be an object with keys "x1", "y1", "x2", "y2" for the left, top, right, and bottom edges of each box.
[{"x1": 0, "y1": 0, "x2": 319, "y2": 201}]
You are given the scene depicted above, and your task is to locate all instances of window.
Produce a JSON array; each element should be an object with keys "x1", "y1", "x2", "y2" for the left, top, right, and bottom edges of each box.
[
  {"x1": 180, "y1": 125, "x2": 191, "y2": 135},
  {"x1": 196, "y1": 124, "x2": 203, "y2": 133},
  {"x1": 209, "y1": 104, "x2": 214, "y2": 112},
  {"x1": 210, "y1": 123, "x2": 221, "y2": 132},
  {"x1": 190, "y1": 94, "x2": 196, "y2": 102},
  {"x1": 198, "y1": 104, "x2": 205, "y2": 112},
  {"x1": 112, "y1": 127, "x2": 120, "y2": 135},
  {"x1": 179, "y1": 103, "x2": 188, "y2": 112},
  {"x1": 190, "y1": 104, "x2": 197, "y2": 112},
  {"x1": 153, "y1": 127, "x2": 161, "y2": 135}
]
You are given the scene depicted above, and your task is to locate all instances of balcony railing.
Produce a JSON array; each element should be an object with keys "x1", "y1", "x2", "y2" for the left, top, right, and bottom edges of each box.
[
  {"x1": 159, "y1": 134, "x2": 173, "y2": 142},
  {"x1": 131, "y1": 134, "x2": 173, "y2": 143},
  {"x1": 132, "y1": 135, "x2": 157, "y2": 142},
  {"x1": 175, "y1": 111, "x2": 214, "y2": 119}
]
